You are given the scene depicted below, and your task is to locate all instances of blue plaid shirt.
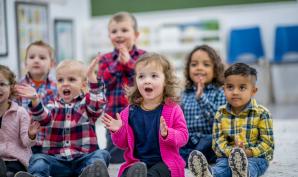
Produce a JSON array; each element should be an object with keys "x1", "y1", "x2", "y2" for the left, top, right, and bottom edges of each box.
[{"x1": 181, "y1": 84, "x2": 226, "y2": 145}]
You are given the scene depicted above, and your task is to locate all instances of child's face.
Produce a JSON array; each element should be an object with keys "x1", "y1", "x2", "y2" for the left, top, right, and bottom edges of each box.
[
  {"x1": 189, "y1": 50, "x2": 214, "y2": 85},
  {"x1": 25, "y1": 45, "x2": 53, "y2": 79},
  {"x1": 108, "y1": 19, "x2": 139, "y2": 51},
  {"x1": 56, "y1": 68, "x2": 86, "y2": 104},
  {"x1": 224, "y1": 75, "x2": 257, "y2": 114},
  {"x1": 135, "y1": 62, "x2": 165, "y2": 104},
  {"x1": 0, "y1": 73, "x2": 10, "y2": 105}
]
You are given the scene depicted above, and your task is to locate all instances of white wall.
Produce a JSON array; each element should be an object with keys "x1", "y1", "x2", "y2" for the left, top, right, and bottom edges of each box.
[{"x1": 0, "y1": 0, "x2": 90, "y2": 78}]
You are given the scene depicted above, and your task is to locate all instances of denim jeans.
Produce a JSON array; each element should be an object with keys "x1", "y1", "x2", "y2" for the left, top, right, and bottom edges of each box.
[
  {"x1": 28, "y1": 149, "x2": 110, "y2": 177},
  {"x1": 212, "y1": 157, "x2": 269, "y2": 177}
]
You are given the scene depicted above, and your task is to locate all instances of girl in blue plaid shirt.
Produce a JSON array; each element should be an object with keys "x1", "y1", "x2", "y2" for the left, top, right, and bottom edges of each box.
[{"x1": 180, "y1": 45, "x2": 226, "y2": 164}]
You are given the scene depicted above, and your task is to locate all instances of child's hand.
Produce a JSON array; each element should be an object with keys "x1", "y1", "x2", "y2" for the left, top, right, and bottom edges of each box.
[
  {"x1": 28, "y1": 121, "x2": 40, "y2": 140},
  {"x1": 118, "y1": 45, "x2": 130, "y2": 64},
  {"x1": 101, "y1": 113, "x2": 122, "y2": 132},
  {"x1": 15, "y1": 84, "x2": 38, "y2": 100},
  {"x1": 87, "y1": 55, "x2": 100, "y2": 83},
  {"x1": 160, "y1": 116, "x2": 168, "y2": 138},
  {"x1": 195, "y1": 76, "x2": 204, "y2": 99}
]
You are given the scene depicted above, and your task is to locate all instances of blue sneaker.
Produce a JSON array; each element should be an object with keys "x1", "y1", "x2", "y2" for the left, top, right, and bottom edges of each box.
[{"x1": 229, "y1": 148, "x2": 248, "y2": 177}]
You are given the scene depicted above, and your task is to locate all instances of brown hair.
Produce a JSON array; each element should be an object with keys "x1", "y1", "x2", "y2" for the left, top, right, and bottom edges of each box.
[
  {"x1": 126, "y1": 53, "x2": 180, "y2": 105},
  {"x1": 25, "y1": 40, "x2": 54, "y2": 61},
  {"x1": 108, "y1": 11, "x2": 138, "y2": 32},
  {"x1": 0, "y1": 65, "x2": 17, "y2": 99},
  {"x1": 184, "y1": 45, "x2": 225, "y2": 89}
]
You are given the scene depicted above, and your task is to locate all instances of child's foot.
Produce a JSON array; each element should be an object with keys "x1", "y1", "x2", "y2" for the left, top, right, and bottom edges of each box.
[
  {"x1": 188, "y1": 150, "x2": 213, "y2": 177},
  {"x1": 0, "y1": 159, "x2": 7, "y2": 177},
  {"x1": 14, "y1": 171, "x2": 34, "y2": 177},
  {"x1": 127, "y1": 162, "x2": 147, "y2": 177},
  {"x1": 80, "y1": 160, "x2": 109, "y2": 177},
  {"x1": 229, "y1": 148, "x2": 248, "y2": 177}
]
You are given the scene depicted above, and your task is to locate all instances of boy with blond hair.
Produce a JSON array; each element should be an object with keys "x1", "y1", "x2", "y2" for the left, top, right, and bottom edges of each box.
[
  {"x1": 96, "y1": 11, "x2": 146, "y2": 163},
  {"x1": 188, "y1": 63, "x2": 274, "y2": 177},
  {"x1": 15, "y1": 59, "x2": 110, "y2": 177}
]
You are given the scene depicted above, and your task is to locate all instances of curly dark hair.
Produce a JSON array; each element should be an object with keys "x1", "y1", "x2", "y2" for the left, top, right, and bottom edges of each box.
[
  {"x1": 184, "y1": 45, "x2": 225, "y2": 89},
  {"x1": 0, "y1": 65, "x2": 17, "y2": 99},
  {"x1": 126, "y1": 52, "x2": 180, "y2": 105}
]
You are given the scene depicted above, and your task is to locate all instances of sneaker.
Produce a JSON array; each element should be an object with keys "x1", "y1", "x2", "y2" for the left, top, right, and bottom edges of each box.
[
  {"x1": 229, "y1": 148, "x2": 248, "y2": 177},
  {"x1": 14, "y1": 171, "x2": 34, "y2": 177},
  {"x1": 79, "y1": 160, "x2": 109, "y2": 177},
  {"x1": 126, "y1": 162, "x2": 147, "y2": 177},
  {"x1": 0, "y1": 159, "x2": 7, "y2": 177},
  {"x1": 188, "y1": 150, "x2": 213, "y2": 177}
]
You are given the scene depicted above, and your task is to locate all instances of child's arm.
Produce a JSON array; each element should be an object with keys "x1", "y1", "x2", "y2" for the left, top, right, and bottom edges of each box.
[
  {"x1": 212, "y1": 112, "x2": 234, "y2": 157},
  {"x1": 102, "y1": 112, "x2": 128, "y2": 149},
  {"x1": 85, "y1": 58, "x2": 107, "y2": 121},
  {"x1": 19, "y1": 108, "x2": 36, "y2": 147},
  {"x1": 159, "y1": 105, "x2": 189, "y2": 148},
  {"x1": 28, "y1": 121, "x2": 40, "y2": 140}
]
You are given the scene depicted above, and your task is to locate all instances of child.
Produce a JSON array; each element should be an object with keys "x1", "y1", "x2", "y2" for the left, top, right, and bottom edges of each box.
[
  {"x1": 180, "y1": 45, "x2": 226, "y2": 164},
  {"x1": 96, "y1": 11, "x2": 146, "y2": 163},
  {"x1": 102, "y1": 53, "x2": 189, "y2": 177},
  {"x1": 15, "y1": 59, "x2": 110, "y2": 177},
  {"x1": 188, "y1": 63, "x2": 274, "y2": 177},
  {"x1": 0, "y1": 65, "x2": 38, "y2": 177},
  {"x1": 18, "y1": 40, "x2": 58, "y2": 154}
]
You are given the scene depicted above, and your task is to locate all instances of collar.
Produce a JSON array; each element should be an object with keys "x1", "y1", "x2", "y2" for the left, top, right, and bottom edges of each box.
[{"x1": 221, "y1": 98, "x2": 259, "y2": 115}]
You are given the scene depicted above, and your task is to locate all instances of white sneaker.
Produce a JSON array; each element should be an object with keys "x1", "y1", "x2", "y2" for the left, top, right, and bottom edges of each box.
[
  {"x1": 229, "y1": 148, "x2": 248, "y2": 177},
  {"x1": 79, "y1": 160, "x2": 109, "y2": 177},
  {"x1": 188, "y1": 150, "x2": 213, "y2": 177},
  {"x1": 14, "y1": 171, "x2": 33, "y2": 177}
]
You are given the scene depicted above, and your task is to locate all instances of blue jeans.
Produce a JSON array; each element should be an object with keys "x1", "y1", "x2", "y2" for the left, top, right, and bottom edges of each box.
[
  {"x1": 212, "y1": 157, "x2": 269, "y2": 177},
  {"x1": 28, "y1": 149, "x2": 110, "y2": 177}
]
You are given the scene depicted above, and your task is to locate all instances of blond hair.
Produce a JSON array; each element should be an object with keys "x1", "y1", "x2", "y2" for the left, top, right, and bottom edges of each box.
[
  {"x1": 56, "y1": 60, "x2": 87, "y2": 81},
  {"x1": 108, "y1": 11, "x2": 138, "y2": 32},
  {"x1": 126, "y1": 53, "x2": 180, "y2": 105}
]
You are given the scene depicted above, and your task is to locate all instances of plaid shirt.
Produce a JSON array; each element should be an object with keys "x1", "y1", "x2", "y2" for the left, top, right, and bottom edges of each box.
[
  {"x1": 29, "y1": 81, "x2": 106, "y2": 160},
  {"x1": 97, "y1": 46, "x2": 146, "y2": 117},
  {"x1": 181, "y1": 84, "x2": 226, "y2": 145},
  {"x1": 212, "y1": 99, "x2": 274, "y2": 161},
  {"x1": 18, "y1": 73, "x2": 58, "y2": 146}
]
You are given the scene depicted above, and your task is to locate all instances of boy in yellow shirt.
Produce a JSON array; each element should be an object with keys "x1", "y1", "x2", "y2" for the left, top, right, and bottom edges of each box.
[{"x1": 188, "y1": 63, "x2": 274, "y2": 177}]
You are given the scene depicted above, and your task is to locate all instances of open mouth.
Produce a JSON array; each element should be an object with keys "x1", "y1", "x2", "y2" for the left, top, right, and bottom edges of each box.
[
  {"x1": 63, "y1": 89, "x2": 71, "y2": 96},
  {"x1": 144, "y1": 87, "x2": 153, "y2": 93}
]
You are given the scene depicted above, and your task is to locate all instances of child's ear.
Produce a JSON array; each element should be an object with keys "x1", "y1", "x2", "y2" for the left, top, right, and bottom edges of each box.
[
  {"x1": 135, "y1": 31, "x2": 140, "y2": 39},
  {"x1": 252, "y1": 86, "x2": 258, "y2": 96}
]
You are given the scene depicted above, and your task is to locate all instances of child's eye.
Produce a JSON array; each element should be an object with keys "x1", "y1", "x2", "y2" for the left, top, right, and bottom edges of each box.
[
  {"x1": 111, "y1": 29, "x2": 117, "y2": 34},
  {"x1": 122, "y1": 29, "x2": 128, "y2": 33},
  {"x1": 69, "y1": 77, "x2": 76, "y2": 82},
  {"x1": 190, "y1": 63, "x2": 197, "y2": 67},
  {"x1": 0, "y1": 82, "x2": 9, "y2": 88},
  {"x1": 240, "y1": 86, "x2": 247, "y2": 91},
  {"x1": 40, "y1": 56, "x2": 46, "y2": 60},
  {"x1": 137, "y1": 75, "x2": 144, "y2": 79},
  {"x1": 204, "y1": 63, "x2": 211, "y2": 67},
  {"x1": 226, "y1": 85, "x2": 234, "y2": 90},
  {"x1": 152, "y1": 74, "x2": 158, "y2": 78},
  {"x1": 57, "y1": 78, "x2": 63, "y2": 83}
]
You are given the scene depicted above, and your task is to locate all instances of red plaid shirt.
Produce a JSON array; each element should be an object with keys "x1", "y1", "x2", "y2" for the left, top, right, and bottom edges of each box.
[
  {"x1": 97, "y1": 46, "x2": 146, "y2": 117},
  {"x1": 29, "y1": 81, "x2": 106, "y2": 160}
]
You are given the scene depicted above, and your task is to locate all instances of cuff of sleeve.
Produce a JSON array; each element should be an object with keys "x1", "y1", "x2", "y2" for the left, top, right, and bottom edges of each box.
[
  {"x1": 111, "y1": 123, "x2": 126, "y2": 140},
  {"x1": 160, "y1": 128, "x2": 175, "y2": 145},
  {"x1": 29, "y1": 101, "x2": 43, "y2": 115}
]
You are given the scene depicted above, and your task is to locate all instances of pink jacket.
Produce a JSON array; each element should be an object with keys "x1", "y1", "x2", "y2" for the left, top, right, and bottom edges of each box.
[
  {"x1": 112, "y1": 103, "x2": 189, "y2": 177},
  {"x1": 0, "y1": 101, "x2": 35, "y2": 167}
]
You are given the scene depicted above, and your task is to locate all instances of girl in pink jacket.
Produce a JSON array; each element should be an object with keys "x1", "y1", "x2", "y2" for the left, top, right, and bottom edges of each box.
[
  {"x1": 0, "y1": 65, "x2": 39, "y2": 177},
  {"x1": 102, "y1": 53, "x2": 189, "y2": 177}
]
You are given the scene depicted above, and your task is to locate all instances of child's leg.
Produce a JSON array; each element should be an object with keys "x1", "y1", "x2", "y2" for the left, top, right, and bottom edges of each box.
[
  {"x1": 147, "y1": 161, "x2": 170, "y2": 177},
  {"x1": 5, "y1": 161, "x2": 26, "y2": 177},
  {"x1": 188, "y1": 150, "x2": 213, "y2": 177},
  {"x1": 195, "y1": 135, "x2": 217, "y2": 164},
  {"x1": 247, "y1": 158, "x2": 269, "y2": 177},
  {"x1": 211, "y1": 158, "x2": 231, "y2": 177},
  {"x1": 75, "y1": 149, "x2": 110, "y2": 177},
  {"x1": 228, "y1": 148, "x2": 248, "y2": 177}
]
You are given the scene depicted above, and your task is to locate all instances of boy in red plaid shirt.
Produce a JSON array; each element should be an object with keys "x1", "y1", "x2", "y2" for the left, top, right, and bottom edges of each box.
[
  {"x1": 15, "y1": 59, "x2": 110, "y2": 177},
  {"x1": 95, "y1": 11, "x2": 146, "y2": 163}
]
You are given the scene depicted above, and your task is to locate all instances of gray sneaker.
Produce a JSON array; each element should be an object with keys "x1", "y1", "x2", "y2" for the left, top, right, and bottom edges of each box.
[
  {"x1": 0, "y1": 159, "x2": 6, "y2": 177},
  {"x1": 229, "y1": 148, "x2": 248, "y2": 177},
  {"x1": 80, "y1": 160, "x2": 109, "y2": 177},
  {"x1": 188, "y1": 150, "x2": 213, "y2": 177},
  {"x1": 14, "y1": 171, "x2": 34, "y2": 177},
  {"x1": 127, "y1": 162, "x2": 147, "y2": 177}
]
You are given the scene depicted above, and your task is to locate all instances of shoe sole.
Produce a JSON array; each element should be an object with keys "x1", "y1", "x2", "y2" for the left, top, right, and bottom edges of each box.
[
  {"x1": 188, "y1": 150, "x2": 212, "y2": 177},
  {"x1": 229, "y1": 148, "x2": 248, "y2": 177},
  {"x1": 0, "y1": 159, "x2": 6, "y2": 177},
  {"x1": 127, "y1": 162, "x2": 147, "y2": 177},
  {"x1": 14, "y1": 171, "x2": 33, "y2": 177},
  {"x1": 80, "y1": 161, "x2": 109, "y2": 177}
]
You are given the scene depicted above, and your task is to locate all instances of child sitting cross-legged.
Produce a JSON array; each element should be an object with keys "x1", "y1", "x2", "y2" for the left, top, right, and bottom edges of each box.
[{"x1": 188, "y1": 63, "x2": 274, "y2": 177}]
